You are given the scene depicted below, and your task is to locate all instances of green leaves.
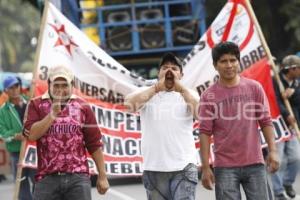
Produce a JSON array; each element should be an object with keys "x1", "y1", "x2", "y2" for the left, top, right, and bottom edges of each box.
[{"x1": 280, "y1": 0, "x2": 300, "y2": 49}]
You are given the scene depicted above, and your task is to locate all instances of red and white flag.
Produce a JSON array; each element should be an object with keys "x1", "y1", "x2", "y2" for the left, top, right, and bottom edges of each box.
[{"x1": 22, "y1": 0, "x2": 289, "y2": 174}]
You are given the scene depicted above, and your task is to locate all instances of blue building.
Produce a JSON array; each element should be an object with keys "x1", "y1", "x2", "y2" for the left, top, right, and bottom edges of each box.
[{"x1": 59, "y1": 0, "x2": 206, "y2": 78}]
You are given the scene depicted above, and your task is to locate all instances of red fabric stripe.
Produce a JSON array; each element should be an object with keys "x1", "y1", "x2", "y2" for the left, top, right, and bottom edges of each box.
[{"x1": 221, "y1": 1, "x2": 238, "y2": 41}]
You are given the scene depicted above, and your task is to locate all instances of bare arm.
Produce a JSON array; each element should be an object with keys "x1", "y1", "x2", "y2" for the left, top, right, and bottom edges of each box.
[
  {"x1": 91, "y1": 149, "x2": 109, "y2": 194},
  {"x1": 180, "y1": 88, "x2": 199, "y2": 119},
  {"x1": 200, "y1": 133, "x2": 215, "y2": 190},
  {"x1": 28, "y1": 92, "x2": 62, "y2": 141},
  {"x1": 125, "y1": 85, "x2": 157, "y2": 112},
  {"x1": 261, "y1": 125, "x2": 279, "y2": 173},
  {"x1": 172, "y1": 71, "x2": 199, "y2": 119}
]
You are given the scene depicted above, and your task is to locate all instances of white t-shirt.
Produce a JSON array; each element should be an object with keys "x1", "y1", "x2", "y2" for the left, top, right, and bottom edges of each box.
[{"x1": 139, "y1": 89, "x2": 199, "y2": 171}]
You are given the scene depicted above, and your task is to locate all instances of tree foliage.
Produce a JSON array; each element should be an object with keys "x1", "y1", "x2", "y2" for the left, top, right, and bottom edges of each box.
[
  {"x1": 0, "y1": 0, "x2": 40, "y2": 72},
  {"x1": 278, "y1": 0, "x2": 300, "y2": 54}
]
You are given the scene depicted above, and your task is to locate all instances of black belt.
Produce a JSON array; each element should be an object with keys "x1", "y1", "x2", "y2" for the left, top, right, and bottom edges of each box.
[{"x1": 51, "y1": 172, "x2": 70, "y2": 176}]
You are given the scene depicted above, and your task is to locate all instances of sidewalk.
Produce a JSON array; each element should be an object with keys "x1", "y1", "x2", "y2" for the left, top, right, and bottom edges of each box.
[{"x1": 0, "y1": 175, "x2": 15, "y2": 199}]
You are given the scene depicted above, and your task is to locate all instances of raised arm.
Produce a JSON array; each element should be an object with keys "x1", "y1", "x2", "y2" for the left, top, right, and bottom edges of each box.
[
  {"x1": 179, "y1": 87, "x2": 199, "y2": 119},
  {"x1": 124, "y1": 85, "x2": 157, "y2": 112},
  {"x1": 24, "y1": 94, "x2": 61, "y2": 141},
  {"x1": 28, "y1": 114, "x2": 55, "y2": 141}
]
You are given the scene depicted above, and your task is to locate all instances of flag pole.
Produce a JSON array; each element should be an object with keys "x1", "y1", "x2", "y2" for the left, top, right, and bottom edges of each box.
[
  {"x1": 13, "y1": 0, "x2": 50, "y2": 199},
  {"x1": 243, "y1": 0, "x2": 300, "y2": 137},
  {"x1": 29, "y1": 0, "x2": 50, "y2": 99}
]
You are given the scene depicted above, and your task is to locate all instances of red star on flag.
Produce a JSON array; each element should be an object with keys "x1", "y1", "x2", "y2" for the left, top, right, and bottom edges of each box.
[{"x1": 49, "y1": 23, "x2": 78, "y2": 56}]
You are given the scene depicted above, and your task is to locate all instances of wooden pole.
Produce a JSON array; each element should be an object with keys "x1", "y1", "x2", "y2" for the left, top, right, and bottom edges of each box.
[
  {"x1": 13, "y1": 0, "x2": 50, "y2": 199},
  {"x1": 29, "y1": 0, "x2": 50, "y2": 99},
  {"x1": 244, "y1": 0, "x2": 300, "y2": 136}
]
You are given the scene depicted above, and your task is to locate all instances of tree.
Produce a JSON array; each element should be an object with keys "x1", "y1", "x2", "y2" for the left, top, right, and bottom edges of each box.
[
  {"x1": 0, "y1": 0, "x2": 40, "y2": 72},
  {"x1": 278, "y1": 0, "x2": 300, "y2": 55}
]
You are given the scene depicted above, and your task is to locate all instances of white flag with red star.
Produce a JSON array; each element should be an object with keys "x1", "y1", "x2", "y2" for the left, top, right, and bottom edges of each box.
[{"x1": 35, "y1": 3, "x2": 151, "y2": 98}]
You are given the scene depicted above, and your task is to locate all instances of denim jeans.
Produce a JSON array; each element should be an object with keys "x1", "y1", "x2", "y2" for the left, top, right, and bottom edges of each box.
[
  {"x1": 214, "y1": 164, "x2": 269, "y2": 200},
  {"x1": 271, "y1": 136, "x2": 300, "y2": 195},
  {"x1": 33, "y1": 173, "x2": 91, "y2": 200},
  {"x1": 142, "y1": 163, "x2": 198, "y2": 200},
  {"x1": 10, "y1": 152, "x2": 36, "y2": 200}
]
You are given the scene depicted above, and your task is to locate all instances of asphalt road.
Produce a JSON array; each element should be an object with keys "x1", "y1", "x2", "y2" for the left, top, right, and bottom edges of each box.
[{"x1": 1, "y1": 174, "x2": 300, "y2": 200}]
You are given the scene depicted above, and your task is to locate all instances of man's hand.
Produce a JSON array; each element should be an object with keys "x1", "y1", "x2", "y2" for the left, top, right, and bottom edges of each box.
[
  {"x1": 267, "y1": 150, "x2": 280, "y2": 173},
  {"x1": 201, "y1": 166, "x2": 215, "y2": 190},
  {"x1": 282, "y1": 88, "x2": 295, "y2": 99},
  {"x1": 286, "y1": 115, "x2": 296, "y2": 127},
  {"x1": 51, "y1": 91, "x2": 62, "y2": 118},
  {"x1": 96, "y1": 175, "x2": 109, "y2": 194},
  {"x1": 172, "y1": 71, "x2": 184, "y2": 93},
  {"x1": 155, "y1": 75, "x2": 167, "y2": 92},
  {"x1": 14, "y1": 133, "x2": 25, "y2": 141},
  {"x1": 156, "y1": 70, "x2": 184, "y2": 93}
]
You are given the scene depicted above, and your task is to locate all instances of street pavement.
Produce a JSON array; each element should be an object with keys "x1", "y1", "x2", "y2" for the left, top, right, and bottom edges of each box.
[{"x1": 1, "y1": 174, "x2": 300, "y2": 199}]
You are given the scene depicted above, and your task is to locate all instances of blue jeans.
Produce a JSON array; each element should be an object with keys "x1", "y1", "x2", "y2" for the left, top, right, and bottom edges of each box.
[
  {"x1": 214, "y1": 164, "x2": 269, "y2": 200},
  {"x1": 271, "y1": 136, "x2": 300, "y2": 195},
  {"x1": 10, "y1": 152, "x2": 36, "y2": 200},
  {"x1": 142, "y1": 163, "x2": 198, "y2": 200},
  {"x1": 33, "y1": 173, "x2": 91, "y2": 200}
]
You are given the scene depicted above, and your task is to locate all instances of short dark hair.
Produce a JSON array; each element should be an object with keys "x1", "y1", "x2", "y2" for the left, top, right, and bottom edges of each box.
[
  {"x1": 212, "y1": 41, "x2": 240, "y2": 64},
  {"x1": 159, "y1": 52, "x2": 183, "y2": 72}
]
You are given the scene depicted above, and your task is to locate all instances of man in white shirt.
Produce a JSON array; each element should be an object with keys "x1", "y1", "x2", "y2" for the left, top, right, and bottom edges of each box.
[{"x1": 125, "y1": 53, "x2": 199, "y2": 200}]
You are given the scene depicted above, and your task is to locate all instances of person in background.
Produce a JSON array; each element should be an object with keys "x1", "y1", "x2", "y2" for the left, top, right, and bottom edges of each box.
[
  {"x1": 23, "y1": 65, "x2": 109, "y2": 200},
  {"x1": 271, "y1": 55, "x2": 300, "y2": 200},
  {"x1": 0, "y1": 90, "x2": 8, "y2": 106},
  {"x1": 199, "y1": 41, "x2": 279, "y2": 200},
  {"x1": 0, "y1": 76, "x2": 35, "y2": 200},
  {"x1": 0, "y1": 90, "x2": 8, "y2": 183}
]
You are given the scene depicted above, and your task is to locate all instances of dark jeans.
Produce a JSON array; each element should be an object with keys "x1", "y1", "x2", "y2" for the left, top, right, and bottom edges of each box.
[
  {"x1": 142, "y1": 163, "x2": 198, "y2": 200},
  {"x1": 214, "y1": 164, "x2": 269, "y2": 200},
  {"x1": 33, "y1": 173, "x2": 91, "y2": 200}
]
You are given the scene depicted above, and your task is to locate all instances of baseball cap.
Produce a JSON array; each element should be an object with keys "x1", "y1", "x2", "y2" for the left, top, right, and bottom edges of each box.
[
  {"x1": 281, "y1": 55, "x2": 300, "y2": 70},
  {"x1": 3, "y1": 76, "x2": 20, "y2": 90},
  {"x1": 48, "y1": 65, "x2": 73, "y2": 83},
  {"x1": 159, "y1": 53, "x2": 183, "y2": 70}
]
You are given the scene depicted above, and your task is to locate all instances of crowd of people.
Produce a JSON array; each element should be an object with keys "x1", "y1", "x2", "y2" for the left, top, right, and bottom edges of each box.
[{"x1": 0, "y1": 41, "x2": 299, "y2": 200}]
